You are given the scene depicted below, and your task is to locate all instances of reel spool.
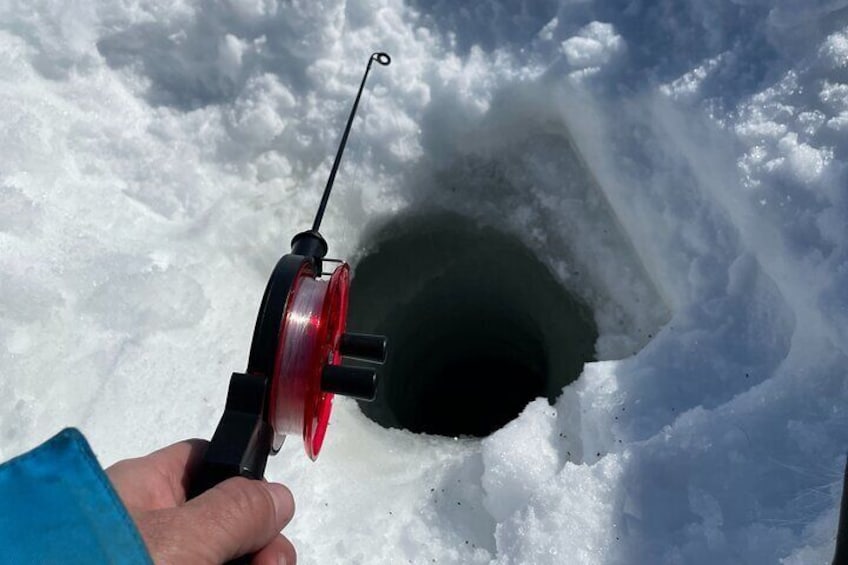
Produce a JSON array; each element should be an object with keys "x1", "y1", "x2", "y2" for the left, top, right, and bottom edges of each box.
[
  {"x1": 260, "y1": 236, "x2": 385, "y2": 460},
  {"x1": 188, "y1": 53, "x2": 390, "y2": 503}
]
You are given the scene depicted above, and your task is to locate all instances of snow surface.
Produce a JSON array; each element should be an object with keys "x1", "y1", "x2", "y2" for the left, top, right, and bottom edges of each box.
[{"x1": 1, "y1": 0, "x2": 847, "y2": 563}]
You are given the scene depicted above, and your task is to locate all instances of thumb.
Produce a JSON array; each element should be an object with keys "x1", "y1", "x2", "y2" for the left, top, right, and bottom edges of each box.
[{"x1": 182, "y1": 477, "x2": 295, "y2": 562}]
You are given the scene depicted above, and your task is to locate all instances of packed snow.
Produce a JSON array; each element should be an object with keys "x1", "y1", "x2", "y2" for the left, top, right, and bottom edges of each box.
[{"x1": 1, "y1": 1, "x2": 847, "y2": 563}]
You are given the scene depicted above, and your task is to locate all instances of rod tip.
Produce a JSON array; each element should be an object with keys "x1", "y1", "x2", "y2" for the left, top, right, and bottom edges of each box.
[{"x1": 372, "y1": 52, "x2": 391, "y2": 66}]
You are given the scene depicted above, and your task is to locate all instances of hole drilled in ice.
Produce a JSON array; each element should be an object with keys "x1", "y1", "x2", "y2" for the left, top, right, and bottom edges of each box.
[{"x1": 348, "y1": 213, "x2": 598, "y2": 437}]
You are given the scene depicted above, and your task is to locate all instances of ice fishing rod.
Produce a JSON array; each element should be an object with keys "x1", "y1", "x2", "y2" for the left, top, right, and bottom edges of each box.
[{"x1": 188, "y1": 53, "x2": 391, "y2": 510}]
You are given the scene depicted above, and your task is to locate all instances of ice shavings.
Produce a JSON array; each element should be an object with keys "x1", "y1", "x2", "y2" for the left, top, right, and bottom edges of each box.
[{"x1": 481, "y1": 399, "x2": 561, "y2": 522}]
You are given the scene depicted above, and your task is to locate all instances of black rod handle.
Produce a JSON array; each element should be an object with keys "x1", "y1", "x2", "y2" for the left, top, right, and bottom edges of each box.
[
  {"x1": 187, "y1": 373, "x2": 274, "y2": 565},
  {"x1": 187, "y1": 373, "x2": 273, "y2": 498}
]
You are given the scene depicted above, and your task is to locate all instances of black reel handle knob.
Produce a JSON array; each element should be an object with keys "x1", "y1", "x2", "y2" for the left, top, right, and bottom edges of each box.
[
  {"x1": 321, "y1": 365, "x2": 378, "y2": 401},
  {"x1": 339, "y1": 332, "x2": 387, "y2": 363}
]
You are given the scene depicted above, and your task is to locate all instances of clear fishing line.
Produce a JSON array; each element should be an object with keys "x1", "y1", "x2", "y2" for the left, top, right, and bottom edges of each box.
[{"x1": 271, "y1": 276, "x2": 329, "y2": 441}]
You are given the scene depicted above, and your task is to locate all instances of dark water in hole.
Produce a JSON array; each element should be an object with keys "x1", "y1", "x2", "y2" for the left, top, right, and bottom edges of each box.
[{"x1": 348, "y1": 214, "x2": 598, "y2": 437}]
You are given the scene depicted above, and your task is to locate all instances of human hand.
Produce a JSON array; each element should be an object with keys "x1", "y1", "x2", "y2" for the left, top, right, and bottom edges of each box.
[{"x1": 106, "y1": 439, "x2": 296, "y2": 565}]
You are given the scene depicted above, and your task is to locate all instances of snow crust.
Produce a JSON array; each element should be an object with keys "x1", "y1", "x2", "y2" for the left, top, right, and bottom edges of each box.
[{"x1": 1, "y1": 1, "x2": 847, "y2": 563}]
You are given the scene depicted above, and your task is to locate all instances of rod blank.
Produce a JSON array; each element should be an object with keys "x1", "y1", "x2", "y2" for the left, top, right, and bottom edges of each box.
[{"x1": 312, "y1": 52, "x2": 391, "y2": 232}]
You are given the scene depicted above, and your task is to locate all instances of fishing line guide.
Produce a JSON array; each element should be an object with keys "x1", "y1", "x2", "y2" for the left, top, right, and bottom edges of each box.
[{"x1": 188, "y1": 52, "x2": 391, "y2": 501}]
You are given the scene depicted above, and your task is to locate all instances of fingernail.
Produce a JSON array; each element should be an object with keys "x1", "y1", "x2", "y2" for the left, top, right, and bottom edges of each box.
[
  {"x1": 266, "y1": 483, "x2": 295, "y2": 525},
  {"x1": 278, "y1": 557, "x2": 287, "y2": 565}
]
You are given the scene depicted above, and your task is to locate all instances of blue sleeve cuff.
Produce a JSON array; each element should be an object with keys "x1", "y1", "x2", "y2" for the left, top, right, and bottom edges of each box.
[{"x1": 0, "y1": 428, "x2": 152, "y2": 564}]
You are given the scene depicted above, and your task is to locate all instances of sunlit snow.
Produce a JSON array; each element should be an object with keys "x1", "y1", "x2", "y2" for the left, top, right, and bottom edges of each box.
[{"x1": 1, "y1": 1, "x2": 846, "y2": 563}]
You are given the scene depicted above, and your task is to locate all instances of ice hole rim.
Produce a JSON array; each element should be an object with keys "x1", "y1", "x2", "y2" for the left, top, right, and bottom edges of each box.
[{"x1": 347, "y1": 212, "x2": 599, "y2": 438}]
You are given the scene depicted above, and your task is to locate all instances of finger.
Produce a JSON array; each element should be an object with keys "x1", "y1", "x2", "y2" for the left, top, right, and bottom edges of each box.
[
  {"x1": 107, "y1": 439, "x2": 208, "y2": 509},
  {"x1": 144, "y1": 438, "x2": 208, "y2": 504},
  {"x1": 181, "y1": 478, "x2": 295, "y2": 562},
  {"x1": 252, "y1": 534, "x2": 297, "y2": 565}
]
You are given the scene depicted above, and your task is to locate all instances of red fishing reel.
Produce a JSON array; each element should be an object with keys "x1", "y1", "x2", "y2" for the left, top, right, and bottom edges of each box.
[
  {"x1": 189, "y1": 231, "x2": 386, "y2": 497},
  {"x1": 264, "y1": 233, "x2": 385, "y2": 460}
]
